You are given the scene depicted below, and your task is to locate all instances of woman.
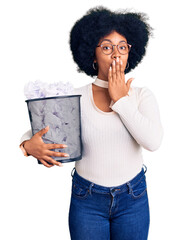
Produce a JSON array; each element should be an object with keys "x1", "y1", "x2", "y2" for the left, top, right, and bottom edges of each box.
[{"x1": 19, "y1": 6, "x2": 164, "y2": 240}]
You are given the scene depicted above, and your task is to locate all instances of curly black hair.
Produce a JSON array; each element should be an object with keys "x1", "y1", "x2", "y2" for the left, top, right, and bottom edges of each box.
[{"x1": 69, "y1": 6, "x2": 154, "y2": 77}]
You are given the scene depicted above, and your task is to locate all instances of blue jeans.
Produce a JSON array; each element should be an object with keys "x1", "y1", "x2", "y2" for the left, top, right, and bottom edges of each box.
[{"x1": 69, "y1": 165, "x2": 150, "y2": 240}]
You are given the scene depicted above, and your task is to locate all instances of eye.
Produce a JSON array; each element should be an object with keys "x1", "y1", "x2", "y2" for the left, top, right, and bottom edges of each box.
[
  {"x1": 119, "y1": 45, "x2": 126, "y2": 50},
  {"x1": 103, "y1": 46, "x2": 111, "y2": 50}
]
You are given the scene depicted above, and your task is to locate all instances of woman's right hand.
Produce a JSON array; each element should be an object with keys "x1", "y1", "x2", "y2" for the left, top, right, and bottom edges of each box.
[{"x1": 23, "y1": 126, "x2": 69, "y2": 168}]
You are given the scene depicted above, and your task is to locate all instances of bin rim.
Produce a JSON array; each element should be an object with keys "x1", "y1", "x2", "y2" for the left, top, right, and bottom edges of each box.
[{"x1": 25, "y1": 94, "x2": 82, "y2": 102}]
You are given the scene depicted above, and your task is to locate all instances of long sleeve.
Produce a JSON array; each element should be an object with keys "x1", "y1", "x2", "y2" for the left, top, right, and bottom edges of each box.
[
  {"x1": 20, "y1": 129, "x2": 32, "y2": 144},
  {"x1": 110, "y1": 87, "x2": 164, "y2": 151}
]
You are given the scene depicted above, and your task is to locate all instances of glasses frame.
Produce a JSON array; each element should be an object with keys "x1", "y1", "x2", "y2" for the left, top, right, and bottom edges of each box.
[{"x1": 96, "y1": 40, "x2": 132, "y2": 55}]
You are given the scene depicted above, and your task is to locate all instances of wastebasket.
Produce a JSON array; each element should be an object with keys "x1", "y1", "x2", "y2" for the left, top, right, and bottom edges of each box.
[{"x1": 25, "y1": 94, "x2": 82, "y2": 164}]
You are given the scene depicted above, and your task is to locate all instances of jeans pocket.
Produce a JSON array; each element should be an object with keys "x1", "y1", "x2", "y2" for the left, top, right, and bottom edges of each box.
[
  {"x1": 130, "y1": 176, "x2": 147, "y2": 199},
  {"x1": 71, "y1": 179, "x2": 90, "y2": 200}
]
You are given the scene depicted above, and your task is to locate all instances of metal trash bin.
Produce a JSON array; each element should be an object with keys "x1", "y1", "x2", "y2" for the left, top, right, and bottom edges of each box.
[{"x1": 25, "y1": 94, "x2": 82, "y2": 164}]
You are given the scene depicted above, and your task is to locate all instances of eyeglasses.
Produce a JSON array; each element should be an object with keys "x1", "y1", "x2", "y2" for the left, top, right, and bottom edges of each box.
[{"x1": 96, "y1": 40, "x2": 132, "y2": 55}]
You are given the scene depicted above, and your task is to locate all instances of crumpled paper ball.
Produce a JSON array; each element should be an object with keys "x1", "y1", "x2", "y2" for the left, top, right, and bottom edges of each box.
[{"x1": 24, "y1": 80, "x2": 75, "y2": 99}]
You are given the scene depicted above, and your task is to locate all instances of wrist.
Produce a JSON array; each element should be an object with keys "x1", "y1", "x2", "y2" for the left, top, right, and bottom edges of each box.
[{"x1": 19, "y1": 140, "x2": 30, "y2": 157}]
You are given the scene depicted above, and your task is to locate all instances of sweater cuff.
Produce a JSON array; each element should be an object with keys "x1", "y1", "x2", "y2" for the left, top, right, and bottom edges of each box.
[{"x1": 20, "y1": 129, "x2": 32, "y2": 145}]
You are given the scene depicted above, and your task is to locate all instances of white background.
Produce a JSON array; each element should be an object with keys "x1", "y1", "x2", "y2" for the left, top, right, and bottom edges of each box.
[{"x1": 0, "y1": 0, "x2": 182, "y2": 239}]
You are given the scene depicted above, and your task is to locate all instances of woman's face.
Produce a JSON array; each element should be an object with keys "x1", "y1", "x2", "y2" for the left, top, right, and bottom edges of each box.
[{"x1": 94, "y1": 31, "x2": 129, "y2": 81}]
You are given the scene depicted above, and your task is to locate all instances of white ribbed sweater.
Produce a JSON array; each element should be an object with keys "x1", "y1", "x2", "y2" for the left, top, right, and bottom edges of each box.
[{"x1": 20, "y1": 83, "x2": 164, "y2": 187}]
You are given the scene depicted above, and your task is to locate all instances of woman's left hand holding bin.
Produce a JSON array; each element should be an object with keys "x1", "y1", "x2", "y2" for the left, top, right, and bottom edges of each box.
[{"x1": 22, "y1": 126, "x2": 69, "y2": 168}]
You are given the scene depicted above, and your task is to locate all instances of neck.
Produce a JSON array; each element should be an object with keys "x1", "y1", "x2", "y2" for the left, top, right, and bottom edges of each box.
[
  {"x1": 93, "y1": 76, "x2": 109, "y2": 89},
  {"x1": 97, "y1": 74, "x2": 108, "y2": 81}
]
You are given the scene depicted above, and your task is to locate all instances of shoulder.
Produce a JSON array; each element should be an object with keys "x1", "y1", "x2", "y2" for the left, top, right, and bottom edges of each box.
[
  {"x1": 130, "y1": 86, "x2": 158, "y2": 106},
  {"x1": 130, "y1": 86, "x2": 156, "y2": 98},
  {"x1": 73, "y1": 83, "x2": 90, "y2": 95}
]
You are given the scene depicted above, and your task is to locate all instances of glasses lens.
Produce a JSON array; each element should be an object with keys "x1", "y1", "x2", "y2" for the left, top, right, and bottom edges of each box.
[
  {"x1": 118, "y1": 43, "x2": 130, "y2": 54},
  {"x1": 101, "y1": 43, "x2": 113, "y2": 54},
  {"x1": 100, "y1": 42, "x2": 131, "y2": 55}
]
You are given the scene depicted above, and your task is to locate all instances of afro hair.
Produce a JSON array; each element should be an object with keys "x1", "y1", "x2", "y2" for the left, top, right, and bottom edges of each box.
[{"x1": 69, "y1": 6, "x2": 154, "y2": 77}]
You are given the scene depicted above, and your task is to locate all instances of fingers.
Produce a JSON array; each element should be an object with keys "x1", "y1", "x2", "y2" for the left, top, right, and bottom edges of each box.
[
  {"x1": 120, "y1": 60, "x2": 124, "y2": 78},
  {"x1": 108, "y1": 57, "x2": 134, "y2": 99},
  {"x1": 110, "y1": 58, "x2": 124, "y2": 82},
  {"x1": 127, "y1": 78, "x2": 134, "y2": 88},
  {"x1": 115, "y1": 57, "x2": 121, "y2": 80},
  {"x1": 36, "y1": 126, "x2": 49, "y2": 137},
  {"x1": 46, "y1": 149, "x2": 69, "y2": 158},
  {"x1": 126, "y1": 78, "x2": 134, "y2": 96},
  {"x1": 46, "y1": 143, "x2": 67, "y2": 149},
  {"x1": 38, "y1": 148, "x2": 69, "y2": 167},
  {"x1": 43, "y1": 155, "x2": 63, "y2": 167},
  {"x1": 108, "y1": 65, "x2": 112, "y2": 81},
  {"x1": 39, "y1": 159, "x2": 55, "y2": 168},
  {"x1": 112, "y1": 60, "x2": 116, "y2": 80}
]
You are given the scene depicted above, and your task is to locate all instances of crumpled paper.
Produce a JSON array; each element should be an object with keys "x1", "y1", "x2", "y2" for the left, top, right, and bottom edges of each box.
[{"x1": 24, "y1": 80, "x2": 75, "y2": 100}]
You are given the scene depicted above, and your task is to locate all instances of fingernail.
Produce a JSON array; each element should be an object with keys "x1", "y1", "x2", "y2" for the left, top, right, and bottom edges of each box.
[
  {"x1": 113, "y1": 60, "x2": 115, "y2": 65},
  {"x1": 63, "y1": 144, "x2": 68, "y2": 148},
  {"x1": 64, "y1": 153, "x2": 69, "y2": 157},
  {"x1": 109, "y1": 66, "x2": 112, "y2": 71},
  {"x1": 120, "y1": 60, "x2": 123, "y2": 65},
  {"x1": 58, "y1": 162, "x2": 63, "y2": 167},
  {"x1": 116, "y1": 57, "x2": 119, "y2": 62}
]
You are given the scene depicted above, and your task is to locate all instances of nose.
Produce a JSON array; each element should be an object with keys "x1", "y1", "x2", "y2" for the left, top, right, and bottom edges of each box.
[{"x1": 111, "y1": 45, "x2": 121, "y2": 60}]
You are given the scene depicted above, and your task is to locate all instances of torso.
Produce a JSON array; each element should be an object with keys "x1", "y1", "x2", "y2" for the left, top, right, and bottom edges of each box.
[{"x1": 92, "y1": 83, "x2": 113, "y2": 112}]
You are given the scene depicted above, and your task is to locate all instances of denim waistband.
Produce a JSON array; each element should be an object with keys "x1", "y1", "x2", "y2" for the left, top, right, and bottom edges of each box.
[{"x1": 71, "y1": 164, "x2": 147, "y2": 194}]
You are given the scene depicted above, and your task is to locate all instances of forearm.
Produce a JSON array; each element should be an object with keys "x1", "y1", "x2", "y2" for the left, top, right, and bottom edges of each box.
[{"x1": 110, "y1": 87, "x2": 164, "y2": 151}]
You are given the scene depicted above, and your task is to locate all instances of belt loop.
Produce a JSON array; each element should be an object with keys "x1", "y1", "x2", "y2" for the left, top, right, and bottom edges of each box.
[
  {"x1": 126, "y1": 182, "x2": 132, "y2": 194},
  {"x1": 143, "y1": 164, "x2": 147, "y2": 174},
  {"x1": 89, "y1": 183, "x2": 94, "y2": 195},
  {"x1": 71, "y1": 167, "x2": 76, "y2": 177}
]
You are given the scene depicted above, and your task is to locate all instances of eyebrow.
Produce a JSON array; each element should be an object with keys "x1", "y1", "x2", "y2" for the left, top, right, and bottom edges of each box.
[{"x1": 100, "y1": 39, "x2": 127, "y2": 44}]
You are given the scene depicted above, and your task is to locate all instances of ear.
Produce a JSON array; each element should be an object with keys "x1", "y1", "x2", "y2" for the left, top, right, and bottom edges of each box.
[
  {"x1": 93, "y1": 55, "x2": 96, "y2": 63},
  {"x1": 93, "y1": 50, "x2": 97, "y2": 62}
]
